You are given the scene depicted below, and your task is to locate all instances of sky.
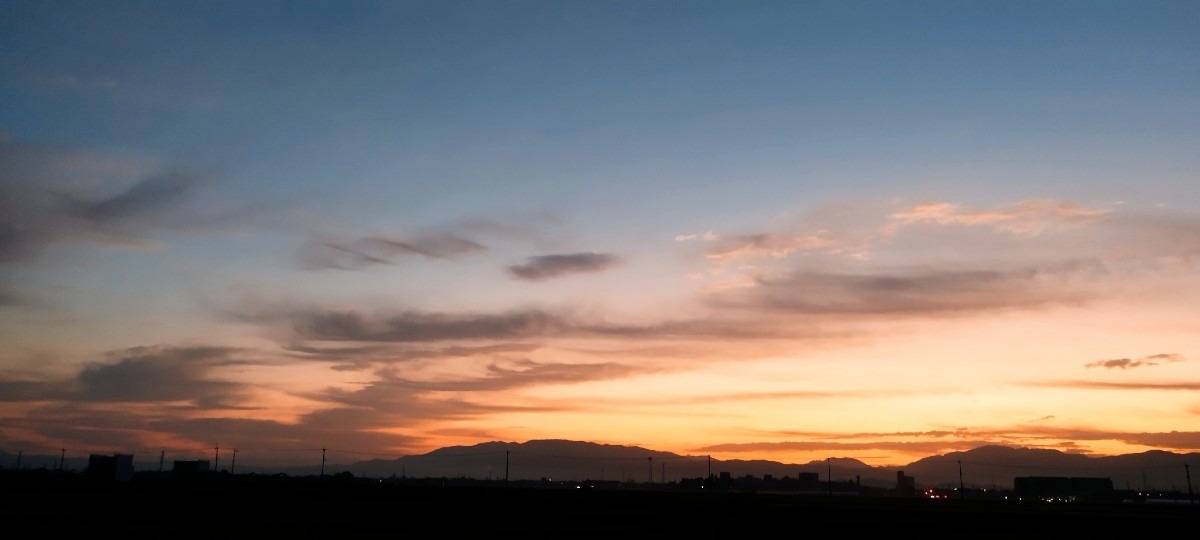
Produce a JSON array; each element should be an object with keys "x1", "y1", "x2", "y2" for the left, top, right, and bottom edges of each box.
[{"x1": 1, "y1": 0, "x2": 1199, "y2": 471}]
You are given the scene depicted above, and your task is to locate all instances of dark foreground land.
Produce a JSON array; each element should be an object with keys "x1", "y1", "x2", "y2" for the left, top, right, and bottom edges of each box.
[{"x1": 4, "y1": 473, "x2": 1198, "y2": 538}]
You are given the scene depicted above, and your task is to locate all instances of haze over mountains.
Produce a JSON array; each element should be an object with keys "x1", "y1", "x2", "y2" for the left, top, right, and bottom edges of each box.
[{"x1": 7, "y1": 440, "x2": 1197, "y2": 492}]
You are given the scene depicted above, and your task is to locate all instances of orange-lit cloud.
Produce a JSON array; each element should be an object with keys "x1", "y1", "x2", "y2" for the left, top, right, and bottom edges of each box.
[{"x1": 887, "y1": 199, "x2": 1111, "y2": 237}]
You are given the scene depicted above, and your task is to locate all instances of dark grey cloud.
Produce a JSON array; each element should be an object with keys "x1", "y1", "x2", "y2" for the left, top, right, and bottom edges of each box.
[
  {"x1": 235, "y1": 299, "x2": 853, "y2": 354},
  {"x1": 281, "y1": 305, "x2": 811, "y2": 345},
  {"x1": 0, "y1": 139, "x2": 217, "y2": 266},
  {"x1": 12, "y1": 345, "x2": 256, "y2": 408},
  {"x1": 286, "y1": 342, "x2": 539, "y2": 362},
  {"x1": 291, "y1": 308, "x2": 569, "y2": 342},
  {"x1": 297, "y1": 231, "x2": 486, "y2": 270},
  {"x1": 709, "y1": 265, "x2": 1092, "y2": 317},
  {"x1": 75, "y1": 346, "x2": 249, "y2": 407},
  {"x1": 68, "y1": 171, "x2": 200, "y2": 223},
  {"x1": 0, "y1": 380, "x2": 70, "y2": 402},
  {"x1": 507, "y1": 252, "x2": 621, "y2": 281}
]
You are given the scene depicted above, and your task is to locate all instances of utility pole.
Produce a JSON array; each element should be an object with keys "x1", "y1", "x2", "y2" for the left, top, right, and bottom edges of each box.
[
  {"x1": 827, "y1": 458, "x2": 832, "y2": 497},
  {"x1": 1186, "y1": 464, "x2": 1194, "y2": 505},
  {"x1": 214, "y1": 444, "x2": 220, "y2": 472},
  {"x1": 320, "y1": 448, "x2": 327, "y2": 478},
  {"x1": 159, "y1": 450, "x2": 165, "y2": 473},
  {"x1": 231, "y1": 448, "x2": 238, "y2": 475},
  {"x1": 58, "y1": 449, "x2": 65, "y2": 472},
  {"x1": 958, "y1": 460, "x2": 965, "y2": 499}
]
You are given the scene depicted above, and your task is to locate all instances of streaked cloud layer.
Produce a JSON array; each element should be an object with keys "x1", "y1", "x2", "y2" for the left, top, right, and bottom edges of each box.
[{"x1": 1, "y1": 1, "x2": 1198, "y2": 470}]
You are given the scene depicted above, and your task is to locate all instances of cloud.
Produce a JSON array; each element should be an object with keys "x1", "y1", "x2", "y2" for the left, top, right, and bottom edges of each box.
[
  {"x1": 1026, "y1": 380, "x2": 1200, "y2": 391},
  {"x1": 380, "y1": 358, "x2": 642, "y2": 392},
  {"x1": 0, "y1": 380, "x2": 70, "y2": 402},
  {"x1": 1117, "y1": 431, "x2": 1200, "y2": 450},
  {"x1": 296, "y1": 231, "x2": 486, "y2": 270},
  {"x1": 313, "y1": 372, "x2": 561, "y2": 419},
  {"x1": 674, "y1": 231, "x2": 719, "y2": 242},
  {"x1": 691, "y1": 425, "x2": 1200, "y2": 460},
  {"x1": 691, "y1": 439, "x2": 992, "y2": 456},
  {"x1": 291, "y1": 308, "x2": 571, "y2": 342},
  {"x1": 267, "y1": 303, "x2": 845, "y2": 347},
  {"x1": 887, "y1": 199, "x2": 1111, "y2": 237},
  {"x1": 507, "y1": 252, "x2": 622, "y2": 281},
  {"x1": 8, "y1": 346, "x2": 251, "y2": 404},
  {"x1": 1084, "y1": 353, "x2": 1184, "y2": 370},
  {"x1": 703, "y1": 233, "x2": 834, "y2": 263},
  {"x1": 0, "y1": 138, "x2": 221, "y2": 266},
  {"x1": 283, "y1": 342, "x2": 540, "y2": 365},
  {"x1": 709, "y1": 265, "x2": 1091, "y2": 317},
  {"x1": 1086, "y1": 358, "x2": 1144, "y2": 370},
  {"x1": 73, "y1": 346, "x2": 254, "y2": 407}
]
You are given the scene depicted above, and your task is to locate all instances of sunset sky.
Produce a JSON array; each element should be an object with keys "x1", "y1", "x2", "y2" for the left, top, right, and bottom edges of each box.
[{"x1": 2, "y1": 0, "x2": 1199, "y2": 471}]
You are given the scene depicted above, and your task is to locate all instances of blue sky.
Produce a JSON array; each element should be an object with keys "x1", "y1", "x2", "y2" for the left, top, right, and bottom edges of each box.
[{"x1": 2, "y1": 1, "x2": 1199, "y2": 469}]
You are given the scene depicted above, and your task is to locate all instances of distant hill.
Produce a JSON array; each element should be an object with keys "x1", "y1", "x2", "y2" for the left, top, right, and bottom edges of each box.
[
  {"x1": 5, "y1": 441, "x2": 1197, "y2": 491},
  {"x1": 902, "y1": 445, "x2": 1200, "y2": 491},
  {"x1": 344, "y1": 440, "x2": 1199, "y2": 491}
]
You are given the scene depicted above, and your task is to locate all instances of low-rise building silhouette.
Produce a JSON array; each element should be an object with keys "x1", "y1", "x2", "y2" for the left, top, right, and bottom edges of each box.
[
  {"x1": 87, "y1": 454, "x2": 134, "y2": 482},
  {"x1": 894, "y1": 470, "x2": 916, "y2": 496},
  {"x1": 172, "y1": 459, "x2": 211, "y2": 476}
]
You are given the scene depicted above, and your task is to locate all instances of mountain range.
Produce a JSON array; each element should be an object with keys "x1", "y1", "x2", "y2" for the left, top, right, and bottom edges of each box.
[
  {"x1": 348, "y1": 440, "x2": 1198, "y2": 492},
  {"x1": 5, "y1": 440, "x2": 1197, "y2": 492}
]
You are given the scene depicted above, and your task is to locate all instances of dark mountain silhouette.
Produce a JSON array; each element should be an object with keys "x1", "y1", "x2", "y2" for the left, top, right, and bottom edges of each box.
[
  {"x1": 345, "y1": 440, "x2": 1200, "y2": 491},
  {"x1": 5, "y1": 441, "x2": 1197, "y2": 492}
]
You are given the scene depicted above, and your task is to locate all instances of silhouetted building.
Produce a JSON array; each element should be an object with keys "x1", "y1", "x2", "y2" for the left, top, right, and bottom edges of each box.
[
  {"x1": 172, "y1": 459, "x2": 211, "y2": 476},
  {"x1": 895, "y1": 471, "x2": 916, "y2": 496},
  {"x1": 796, "y1": 472, "x2": 820, "y2": 491},
  {"x1": 1014, "y1": 476, "x2": 1114, "y2": 501},
  {"x1": 87, "y1": 454, "x2": 134, "y2": 482}
]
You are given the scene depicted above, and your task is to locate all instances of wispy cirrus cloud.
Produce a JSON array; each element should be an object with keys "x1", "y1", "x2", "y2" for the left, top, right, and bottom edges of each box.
[
  {"x1": 0, "y1": 138, "x2": 250, "y2": 312},
  {"x1": 886, "y1": 199, "x2": 1111, "y2": 237},
  {"x1": 365, "y1": 358, "x2": 642, "y2": 393},
  {"x1": 700, "y1": 232, "x2": 835, "y2": 263},
  {"x1": 1024, "y1": 380, "x2": 1200, "y2": 391},
  {"x1": 507, "y1": 252, "x2": 621, "y2": 281},
  {"x1": 0, "y1": 144, "x2": 212, "y2": 264},
  {"x1": 296, "y1": 231, "x2": 486, "y2": 270},
  {"x1": 707, "y1": 264, "x2": 1092, "y2": 317}
]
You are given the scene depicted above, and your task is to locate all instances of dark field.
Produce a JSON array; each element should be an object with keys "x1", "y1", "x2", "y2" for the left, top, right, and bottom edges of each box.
[{"x1": 5, "y1": 474, "x2": 1197, "y2": 538}]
